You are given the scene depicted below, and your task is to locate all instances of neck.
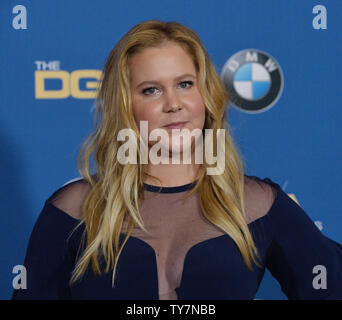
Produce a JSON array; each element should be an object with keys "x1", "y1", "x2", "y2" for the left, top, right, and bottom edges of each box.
[{"x1": 143, "y1": 162, "x2": 201, "y2": 187}]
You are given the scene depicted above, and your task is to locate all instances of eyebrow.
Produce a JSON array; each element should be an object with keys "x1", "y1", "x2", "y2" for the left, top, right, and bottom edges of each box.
[{"x1": 135, "y1": 73, "x2": 197, "y2": 89}]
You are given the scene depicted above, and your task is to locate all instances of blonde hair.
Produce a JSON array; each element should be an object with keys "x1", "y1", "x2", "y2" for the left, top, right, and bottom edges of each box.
[{"x1": 70, "y1": 20, "x2": 262, "y2": 287}]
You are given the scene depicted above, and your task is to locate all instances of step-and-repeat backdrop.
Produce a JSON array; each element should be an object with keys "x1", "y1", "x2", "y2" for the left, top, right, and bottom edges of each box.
[{"x1": 1, "y1": 1, "x2": 341, "y2": 299}]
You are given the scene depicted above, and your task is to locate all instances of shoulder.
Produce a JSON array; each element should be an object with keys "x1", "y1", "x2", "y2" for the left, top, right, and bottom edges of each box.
[
  {"x1": 47, "y1": 177, "x2": 93, "y2": 221},
  {"x1": 243, "y1": 175, "x2": 278, "y2": 224}
]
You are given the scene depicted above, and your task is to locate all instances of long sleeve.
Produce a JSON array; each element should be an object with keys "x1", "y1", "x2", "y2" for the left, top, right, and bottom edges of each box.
[
  {"x1": 11, "y1": 201, "x2": 78, "y2": 300},
  {"x1": 264, "y1": 179, "x2": 342, "y2": 300}
]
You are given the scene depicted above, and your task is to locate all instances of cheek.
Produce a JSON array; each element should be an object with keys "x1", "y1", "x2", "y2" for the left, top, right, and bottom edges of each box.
[
  {"x1": 132, "y1": 99, "x2": 161, "y2": 128},
  {"x1": 190, "y1": 98, "x2": 206, "y2": 126}
]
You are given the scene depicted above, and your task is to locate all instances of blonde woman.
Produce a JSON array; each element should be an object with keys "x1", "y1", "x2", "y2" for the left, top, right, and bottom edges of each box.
[{"x1": 12, "y1": 20, "x2": 342, "y2": 300}]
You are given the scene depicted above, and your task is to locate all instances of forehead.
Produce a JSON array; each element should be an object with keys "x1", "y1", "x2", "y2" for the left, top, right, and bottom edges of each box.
[{"x1": 129, "y1": 42, "x2": 196, "y2": 82}]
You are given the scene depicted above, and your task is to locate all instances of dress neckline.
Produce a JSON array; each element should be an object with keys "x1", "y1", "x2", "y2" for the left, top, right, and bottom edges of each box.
[{"x1": 143, "y1": 180, "x2": 198, "y2": 193}]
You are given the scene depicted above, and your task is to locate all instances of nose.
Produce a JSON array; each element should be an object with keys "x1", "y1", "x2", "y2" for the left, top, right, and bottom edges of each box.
[{"x1": 163, "y1": 88, "x2": 183, "y2": 113}]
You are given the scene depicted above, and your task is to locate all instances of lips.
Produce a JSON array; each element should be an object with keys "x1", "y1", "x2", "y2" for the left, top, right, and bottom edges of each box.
[{"x1": 163, "y1": 121, "x2": 188, "y2": 129}]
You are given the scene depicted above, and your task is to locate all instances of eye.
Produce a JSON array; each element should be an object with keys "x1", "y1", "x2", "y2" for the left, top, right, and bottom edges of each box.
[
  {"x1": 141, "y1": 80, "x2": 194, "y2": 96},
  {"x1": 142, "y1": 87, "x2": 158, "y2": 95},
  {"x1": 179, "y1": 80, "x2": 194, "y2": 89}
]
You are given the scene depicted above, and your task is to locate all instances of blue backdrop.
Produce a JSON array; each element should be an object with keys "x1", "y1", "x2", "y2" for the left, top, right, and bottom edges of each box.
[{"x1": 1, "y1": 0, "x2": 341, "y2": 300}]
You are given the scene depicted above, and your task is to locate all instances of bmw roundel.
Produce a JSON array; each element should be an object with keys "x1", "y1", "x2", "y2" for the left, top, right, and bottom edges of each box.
[{"x1": 220, "y1": 49, "x2": 284, "y2": 113}]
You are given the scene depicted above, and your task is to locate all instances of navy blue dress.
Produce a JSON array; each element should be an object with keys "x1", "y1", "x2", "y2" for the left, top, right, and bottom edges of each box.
[{"x1": 11, "y1": 176, "x2": 342, "y2": 300}]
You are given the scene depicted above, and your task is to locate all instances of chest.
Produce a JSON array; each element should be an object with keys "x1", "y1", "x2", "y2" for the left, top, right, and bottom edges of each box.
[{"x1": 69, "y1": 233, "x2": 269, "y2": 300}]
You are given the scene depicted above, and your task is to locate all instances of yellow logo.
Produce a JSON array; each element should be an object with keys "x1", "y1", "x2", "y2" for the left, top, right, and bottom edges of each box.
[
  {"x1": 288, "y1": 193, "x2": 299, "y2": 205},
  {"x1": 35, "y1": 70, "x2": 101, "y2": 99}
]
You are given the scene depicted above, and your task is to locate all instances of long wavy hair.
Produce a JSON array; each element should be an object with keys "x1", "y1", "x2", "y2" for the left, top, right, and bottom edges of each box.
[{"x1": 69, "y1": 20, "x2": 263, "y2": 287}]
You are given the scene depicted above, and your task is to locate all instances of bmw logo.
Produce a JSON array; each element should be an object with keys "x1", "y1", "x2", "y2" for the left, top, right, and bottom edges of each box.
[{"x1": 220, "y1": 49, "x2": 284, "y2": 113}]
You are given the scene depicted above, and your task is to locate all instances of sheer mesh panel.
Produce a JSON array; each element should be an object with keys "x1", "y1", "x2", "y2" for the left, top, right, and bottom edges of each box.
[
  {"x1": 48, "y1": 176, "x2": 277, "y2": 300},
  {"x1": 47, "y1": 178, "x2": 93, "y2": 220}
]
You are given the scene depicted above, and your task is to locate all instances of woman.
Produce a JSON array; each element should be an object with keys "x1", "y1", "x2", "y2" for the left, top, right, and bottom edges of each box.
[{"x1": 12, "y1": 20, "x2": 342, "y2": 300}]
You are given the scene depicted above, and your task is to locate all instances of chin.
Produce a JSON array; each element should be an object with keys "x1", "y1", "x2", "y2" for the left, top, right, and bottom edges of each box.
[{"x1": 168, "y1": 142, "x2": 194, "y2": 161}]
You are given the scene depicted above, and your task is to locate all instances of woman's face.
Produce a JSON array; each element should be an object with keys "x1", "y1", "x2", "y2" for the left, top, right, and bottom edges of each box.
[{"x1": 129, "y1": 41, "x2": 206, "y2": 156}]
